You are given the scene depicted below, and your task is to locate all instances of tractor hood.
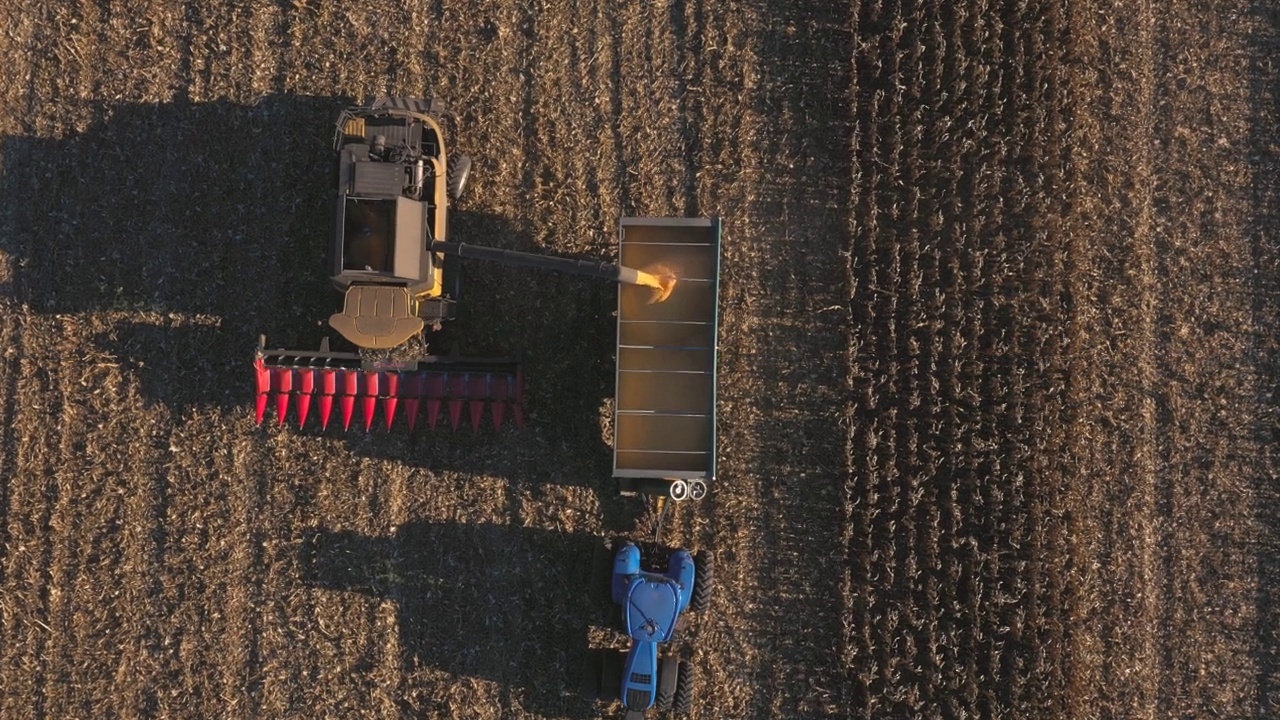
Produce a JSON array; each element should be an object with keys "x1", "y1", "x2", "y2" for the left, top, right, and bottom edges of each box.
[{"x1": 624, "y1": 576, "x2": 681, "y2": 643}]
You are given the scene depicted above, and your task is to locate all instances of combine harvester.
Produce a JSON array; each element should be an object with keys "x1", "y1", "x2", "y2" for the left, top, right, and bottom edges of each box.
[{"x1": 252, "y1": 96, "x2": 721, "y2": 501}]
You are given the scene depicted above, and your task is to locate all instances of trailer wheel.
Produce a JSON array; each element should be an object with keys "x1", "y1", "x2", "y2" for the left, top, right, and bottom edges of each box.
[
  {"x1": 673, "y1": 660, "x2": 694, "y2": 714},
  {"x1": 447, "y1": 153, "x2": 471, "y2": 200},
  {"x1": 691, "y1": 550, "x2": 714, "y2": 612},
  {"x1": 689, "y1": 479, "x2": 708, "y2": 501}
]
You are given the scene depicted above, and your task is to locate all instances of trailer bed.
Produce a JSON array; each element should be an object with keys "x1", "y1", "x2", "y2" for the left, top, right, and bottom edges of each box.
[{"x1": 613, "y1": 217, "x2": 721, "y2": 493}]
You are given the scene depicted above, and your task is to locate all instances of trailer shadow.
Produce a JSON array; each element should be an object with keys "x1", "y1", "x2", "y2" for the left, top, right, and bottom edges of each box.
[
  {"x1": 325, "y1": 207, "x2": 621, "y2": 484},
  {"x1": 270, "y1": 204, "x2": 621, "y2": 492},
  {"x1": 299, "y1": 521, "x2": 612, "y2": 718}
]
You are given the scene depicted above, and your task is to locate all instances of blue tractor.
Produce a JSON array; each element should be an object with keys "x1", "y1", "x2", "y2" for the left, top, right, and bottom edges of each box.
[{"x1": 584, "y1": 540, "x2": 715, "y2": 717}]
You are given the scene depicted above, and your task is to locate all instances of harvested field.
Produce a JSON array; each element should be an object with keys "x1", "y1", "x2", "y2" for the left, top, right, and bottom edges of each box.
[{"x1": 2, "y1": 0, "x2": 1280, "y2": 718}]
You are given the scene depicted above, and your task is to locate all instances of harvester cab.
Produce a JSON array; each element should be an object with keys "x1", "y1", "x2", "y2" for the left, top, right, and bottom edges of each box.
[
  {"x1": 584, "y1": 541, "x2": 714, "y2": 716},
  {"x1": 329, "y1": 96, "x2": 463, "y2": 346}
]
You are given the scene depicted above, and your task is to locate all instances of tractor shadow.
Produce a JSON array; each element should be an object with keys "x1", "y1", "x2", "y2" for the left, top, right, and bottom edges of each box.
[{"x1": 299, "y1": 521, "x2": 615, "y2": 718}]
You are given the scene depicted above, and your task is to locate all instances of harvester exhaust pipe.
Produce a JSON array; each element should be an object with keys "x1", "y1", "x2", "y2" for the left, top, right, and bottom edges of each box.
[{"x1": 430, "y1": 241, "x2": 677, "y2": 303}]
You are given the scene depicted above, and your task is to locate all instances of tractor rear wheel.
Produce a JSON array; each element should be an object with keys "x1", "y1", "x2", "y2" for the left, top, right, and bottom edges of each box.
[
  {"x1": 691, "y1": 550, "x2": 715, "y2": 612},
  {"x1": 673, "y1": 660, "x2": 694, "y2": 714},
  {"x1": 655, "y1": 656, "x2": 679, "y2": 711},
  {"x1": 447, "y1": 153, "x2": 471, "y2": 200}
]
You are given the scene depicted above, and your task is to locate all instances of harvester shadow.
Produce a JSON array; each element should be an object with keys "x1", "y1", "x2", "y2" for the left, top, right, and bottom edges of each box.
[
  {"x1": 0, "y1": 95, "x2": 339, "y2": 323},
  {"x1": 0, "y1": 94, "x2": 345, "y2": 416},
  {"x1": 93, "y1": 319, "x2": 242, "y2": 413},
  {"x1": 300, "y1": 521, "x2": 611, "y2": 719}
]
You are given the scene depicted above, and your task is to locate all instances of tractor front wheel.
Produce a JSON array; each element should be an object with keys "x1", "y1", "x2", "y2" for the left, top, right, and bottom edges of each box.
[{"x1": 589, "y1": 539, "x2": 613, "y2": 605}]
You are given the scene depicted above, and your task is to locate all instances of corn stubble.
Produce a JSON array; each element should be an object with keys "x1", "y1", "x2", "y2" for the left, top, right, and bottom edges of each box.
[{"x1": 1, "y1": 0, "x2": 1278, "y2": 719}]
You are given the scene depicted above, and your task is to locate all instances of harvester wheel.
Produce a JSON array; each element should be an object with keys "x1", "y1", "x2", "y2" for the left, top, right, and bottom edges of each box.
[
  {"x1": 447, "y1": 153, "x2": 472, "y2": 200},
  {"x1": 655, "y1": 656, "x2": 679, "y2": 711},
  {"x1": 691, "y1": 550, "x2": 715, "y2": 613},
  {"x1": 673, "y1": 660, "x2": 694, "y2": 714}
]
